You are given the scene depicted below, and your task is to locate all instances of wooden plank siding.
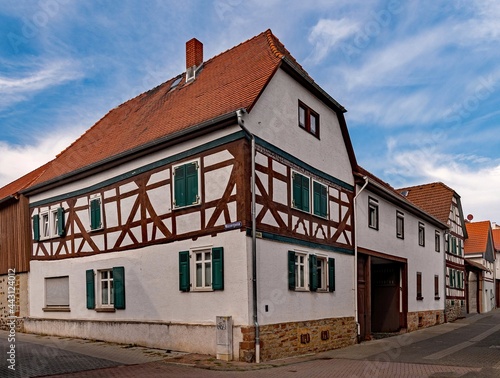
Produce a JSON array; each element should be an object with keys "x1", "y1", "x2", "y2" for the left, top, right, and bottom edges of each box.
[{"x1": 0, "y1": 195, "x2": 31, "y2": 273}]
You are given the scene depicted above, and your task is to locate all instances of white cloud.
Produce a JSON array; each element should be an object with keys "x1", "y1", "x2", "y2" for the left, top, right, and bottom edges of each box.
[{"x1": 306, "y1": 18, "x2": 360, "y2": 64}]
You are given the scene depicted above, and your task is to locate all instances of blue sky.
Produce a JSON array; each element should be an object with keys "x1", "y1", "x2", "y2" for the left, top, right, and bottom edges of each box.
[{"x1": 1, "y1": 0, "x2": 499, "y2": 223}]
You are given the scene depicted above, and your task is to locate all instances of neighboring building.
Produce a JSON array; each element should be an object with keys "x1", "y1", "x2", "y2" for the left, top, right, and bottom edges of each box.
[
  {"x1": 17, "y1": 30, "x2": 359, "y2": 362},
  {"x1": 397, "y1": 182, "x2": 468, "y2": 322},
  {"x1": 464, "y1": 221, "x2": 496, "y2": 313},
  {"x1": 493, "y1": 227, "x2": 500, "y2": 308},
  {"x1": 354, "y1": 169, "x2": 448, "y2": 341},
  {"x1": 0, "y1": 163, "x2": 50, "y2": 331}
]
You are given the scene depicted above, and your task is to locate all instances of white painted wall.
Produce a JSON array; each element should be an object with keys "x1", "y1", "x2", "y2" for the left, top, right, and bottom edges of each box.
[
  {"x1": 29, "y1": 230, "x2": 251, "y2": 325},
  {"x1": 255, "y1": 238, "x2": 354, "y2": 325},
  {"x1": 356, "y1": 187, "x2": 445, "y2": 312},
  {"x1": 244, "y1": 69, "x2": 354, "y2": 186}
]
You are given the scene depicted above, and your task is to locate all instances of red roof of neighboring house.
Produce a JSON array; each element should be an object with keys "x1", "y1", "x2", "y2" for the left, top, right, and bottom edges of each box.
[
  {"x1": 27, "y1": 30, "x2": 316, "y2": 189},
  {"x1": 464, "y1": 221, "x2": 491, "y2": 254},
  {"x1": 0, "y1": 162, "x2": 51, "y2": 203},
  {"x1": 492, "y1": 228, "x2": 500, "y2": 251},
  {"x1": 397, "y1": 182, "x2": 455, "y2": 224}
]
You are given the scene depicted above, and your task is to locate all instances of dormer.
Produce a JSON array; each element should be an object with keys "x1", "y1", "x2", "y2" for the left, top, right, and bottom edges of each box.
[{"x1": 186, "y1": 38, "x2": 203, "y2": 82}]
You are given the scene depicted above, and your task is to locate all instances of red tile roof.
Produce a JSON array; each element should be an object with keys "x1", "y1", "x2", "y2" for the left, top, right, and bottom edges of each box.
[
  {"x1": 464, "y1": 221, "x2": 491, "y2": 254},
  {"x1": 28, "y1": 30, "x2": 301, "y2": 188},
  {"x1": 492, "y1": 228, "x2": 500, "y2": 251},
  {"x1": 0, "y1": 162, "x2": 51, "y2": 203},
  {"x1": 397, "y1": 182, "x2": 455, "y2": 224}
]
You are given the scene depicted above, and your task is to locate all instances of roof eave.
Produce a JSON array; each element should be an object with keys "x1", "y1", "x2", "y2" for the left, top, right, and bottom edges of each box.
[
  {"x1": 358, "y1": 174, "x2": 449, "y2": 229},
  {"x1": 22, "y1": 111, "x2": 239, "y2": 196}
]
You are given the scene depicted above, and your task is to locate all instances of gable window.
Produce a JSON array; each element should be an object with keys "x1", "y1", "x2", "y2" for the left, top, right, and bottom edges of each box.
[
  {"x1": 288, "y1": 251, "x2": 335, "y2": 292},
  {"x1": 435, "y1": 231, "x2": 440, "y2": 252},
  {"x1": 396, "y1": 211, "x2": 404, "y2": 239},
  {"x1": 292, "y1": 171, "x2": 310, "y2": 213},
  {"x1": 418, "y1": 222, "x2": 425, "y2": 246},
  {"x1": 298, "y1": 101, "x2": 319, "y2": 138},
  {"x1": 416, "y1": 272, "x2": 423, "y2": 300},
  {"x1": 44, "y1": 276, "x2": 70, "y2": 311},
  {"x1": 41, "y1": 211, "x2": 50, "y2": 239},
  {"x1": 173, "y1": 160, "x2": 200, "y2": 209},
  {"x1": 312, "y1": 180, "x2": 328, "y2": 218},
  {"x1": 35, "y1": 207, "x2": 65, "y2": 240},
  {"x1": 368, "y1": 197, "x2": 379, "y2": 230},
  {"x1": 178, "y1": 247, "x2": 224, "y2": 292},
  {"x1": 89, "y1": 195, "x2": 103, "y2": 231},
  {"x1": 434, "y1": 275, "x2": 440, "y2": 300},
  {"x1": 86, "y1": 267, "x2": 125, "y2": 311}
]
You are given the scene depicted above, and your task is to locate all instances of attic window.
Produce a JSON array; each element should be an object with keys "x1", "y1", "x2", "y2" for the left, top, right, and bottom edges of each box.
[
  {"x1": 169, "y1": 76, "x2": 182, "y2": 91},
  {"x1": 186, "y1": 64, "x2": 203, "y2": 83}
]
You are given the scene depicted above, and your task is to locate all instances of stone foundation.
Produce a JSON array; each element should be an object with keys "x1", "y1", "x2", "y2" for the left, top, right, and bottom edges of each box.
[
  {"x1": 0, "y1": 272, "x2": 28, "y2": 332},
  {"x1": 240, "y1": 317, "x2": 357, "y2": 362},
  {"x1": 445, "y1": 299, "x2": 466, "y2": 322},
  {"x1": 407, "y1": 309, "x2": 444, "y2": 332}
]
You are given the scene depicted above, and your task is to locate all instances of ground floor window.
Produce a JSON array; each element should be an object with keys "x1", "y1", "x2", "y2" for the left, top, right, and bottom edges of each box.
[
  {"x1": 86, "y1": 267, "x2": 125, "y2": 310},
  {"x1": 288, "y1": 251, "x2": 335, "y2": 292},
  {"x1": 179, "y1": 247, "x2": 224, "y2": 292}
]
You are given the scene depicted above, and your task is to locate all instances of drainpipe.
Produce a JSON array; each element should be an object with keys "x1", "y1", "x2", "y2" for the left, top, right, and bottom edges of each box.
[
  {"x1": 236, "y1": 109, "x2": 259, "y2": 363},
  {"x1": 353, "y1": 176, "x2": 368, "y2": 340}
]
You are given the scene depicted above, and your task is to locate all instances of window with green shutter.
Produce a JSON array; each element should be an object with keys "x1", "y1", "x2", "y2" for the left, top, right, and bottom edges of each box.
[
  {"x1": 292, "y1": 171, "x2": 310, "y2": 212},
  {"x1": 179, "y1": 247, "x2": 224, "y2": 291},
  {"x1": 211, "y1": 247, "x2": 224, "y2": 291},
  {"x1": 89, "y1": 196, "x2": 102, "y2": 230},
  {"x1": 86, "y1": 269, "x2": 95, "y2": 309},
  {"x1": 288, "y1": 251, "x2": 296, "y2": 290},
  {"x1": 328, "y1": 258, "x2": 335, "y2": 292},
  {"x1": 33, "y1": 214, "x2": 40, "y2": 241},
  {"x1": 57, "y1": 207, "x2": 65, "y2": 237},
  {"x1": 113, "y1": 266, "x2": 126, "y2": 309},
  {"x1": 313, "y1": 181, "x2": 328, "y2": 218},
  {"x1": 173, "y1": 160, "x2": 200, "y2": 208},
  {"x1": 309, "y1": 254, "x2": 318, "y2": 291},
  {"x1": 179, "y1": 251, "x2": 190, "y2": 292}
]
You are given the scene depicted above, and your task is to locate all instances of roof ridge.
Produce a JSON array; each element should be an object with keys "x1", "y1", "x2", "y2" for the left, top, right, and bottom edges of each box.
[
  {"x1": 397, "y1": 181, "x2": 455, "y2": 193},
  {"x1": 265, "y1": 29, "x2": 284, "y2": 59}
]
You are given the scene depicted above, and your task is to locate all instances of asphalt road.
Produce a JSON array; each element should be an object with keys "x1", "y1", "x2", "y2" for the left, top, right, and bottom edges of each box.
[{"x1": 1, "y1": 309, "x2": 500, "y2": 377}]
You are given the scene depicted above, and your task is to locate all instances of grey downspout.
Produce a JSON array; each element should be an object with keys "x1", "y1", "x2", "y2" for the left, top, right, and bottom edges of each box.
[
  {"x1": 236, "y1": 109, "x2": 260, "y2": 363},
  {"x1": 353, "y1": 176, "x2": 368, "y2": 341}
]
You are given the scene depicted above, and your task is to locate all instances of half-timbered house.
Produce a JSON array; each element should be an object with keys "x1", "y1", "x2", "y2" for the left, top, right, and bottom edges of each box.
[
  {"x1": 397, "y1": 182, "x2": 468, "y2": 322},
  {"x1": 20, "y1": 30, "x2": 358, "y2": 362},
  {"x1": 354, "y1": 169, "x2": 448, "y2": 341},
  {"x1": 493, "y1": 227, "x2": 500, "y2": 308},
  {"x1": 464, "y1": 221, "x2": 496, "y2": 313}
]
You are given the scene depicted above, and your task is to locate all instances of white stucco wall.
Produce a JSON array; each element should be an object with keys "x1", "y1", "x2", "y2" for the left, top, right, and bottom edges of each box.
[
  {"x1": 29, "y1": 230, "x2": 251, "y2": 325},
  {"x1": 356, "y1": 187, "x2": 445, "y2": 312},
  {"x1": 244, "y1": 68, "x2": 354, "y2": 187},
  {"x1": 255, "y1": 238, "x2": 354, "y2": 325}
]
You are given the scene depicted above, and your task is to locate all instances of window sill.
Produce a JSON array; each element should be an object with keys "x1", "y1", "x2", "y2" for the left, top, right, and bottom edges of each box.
[
  {"x1": 43, "y1": 306, "x2": 70, "y2": 312},
  {"x1": 191, "y1": 288, "x2": 214, "y2": 292},
  {"x1": 95, "y1": 307, "x2": 116, "y2": 312}
]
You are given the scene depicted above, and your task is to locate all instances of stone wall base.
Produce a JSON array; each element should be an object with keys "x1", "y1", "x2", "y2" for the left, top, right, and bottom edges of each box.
[
  {"x1": 240, "y1": 317, "x2": 357, "y2": 362},
  {"x1": 24, "y1": 318, "x2": 243, "y2": 360},
  {"x1": 0, "y1": 273, "x2": 28, "y2": 332},
  {"x1": 445, "y1": 299, "x2": 466, "y2": 322},
  {"x1": 407, "y1": 309, "x2": 445, "y2": 332}
]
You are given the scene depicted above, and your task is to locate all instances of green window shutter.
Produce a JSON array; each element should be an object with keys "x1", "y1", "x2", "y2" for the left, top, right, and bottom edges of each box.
[
  {"x1": 174, "y1": 165, "x2": 186, "y2": 207},
  {"x1": 186, "y1": 162, "x2": 199, "y2": 205},
  {"x1": 292, "y1": 173, "x2": 302, "y2": 210},
  {"x1": 328, "y1": 258, "x2": 336, "y2": 292},
  {"x1": 288, "y1": 251, "x2": 296, "y2": 290},
  {"x1": 179, "y1": 251, "x2": 190, "y2": 292},
  {"x1": 452, "y1": 237, "x2": 457, "y2": 254},
  {"x1": 113, "y1": 266, "x2": 126, "y2": 309},
  {"x1": 309, "y1": 254, "x2": 318, "y2": 291},
  {"x1": 57, "y1": 207, "x2": 65, "y2": 237},
  {"x1": 313, "y1": 182, "x2": 327, "y2": 217},
  {"x1": 86, "y1": 269, "x2": 95, "y2": 309},
  {"x1": 90, "y1": 198, "x2": 101, "y2": 230},
  {"x1": 33, "y1": 214, "x2": 40, "y2": 241},
  {"x1": 212, "y1": 247, "x2": 224, "y2": 291},
  {"x1": 302, "y1": 175, "x2": 310, "y2": 212}
]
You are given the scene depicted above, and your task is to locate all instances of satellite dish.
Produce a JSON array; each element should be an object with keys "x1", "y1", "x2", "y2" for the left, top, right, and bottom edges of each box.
[{"x1": 467, "y1": 214, "x2": 474, "y2": 221}]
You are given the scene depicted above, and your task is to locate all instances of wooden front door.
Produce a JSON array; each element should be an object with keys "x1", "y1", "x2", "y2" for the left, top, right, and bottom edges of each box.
[{"x1": 357, "y1": 254, "x2": 371, "y2": 341}]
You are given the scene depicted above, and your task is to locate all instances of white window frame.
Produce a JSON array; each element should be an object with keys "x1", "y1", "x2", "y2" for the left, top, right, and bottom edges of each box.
[
  {"x1": 316, "y1": 255, "x2": 328, "y2": 292},
  {"x1": 435, "y1": 231, "x2": 441, "y2": 252},
  {"x1": 50, "y1": 208, "x2": 60, "y2": 238},
  {"x1": 418, "y1": 222, "x2": 425, "y2": 247},
  {"x1": 172, "y1": 158, "x2": 201, "y2": 210},
  {"x1": 40, "y1": 211, "x2": 50, "y2": 240},
  {"x1": 294, "y1": 252, "x2": 308, "y2": 291},
  {"x1": 368, "y1": 197, "x2": 379, "y2": 230},
  {"x1": 396, "y1": 211, "x2": 404, "y2": 239},
  {"x1": 98, "y1": 269, "x2": 114, "y2": 308},
  {"x1": 191, "y1": 246, "x2": 213, "y2": 291}
]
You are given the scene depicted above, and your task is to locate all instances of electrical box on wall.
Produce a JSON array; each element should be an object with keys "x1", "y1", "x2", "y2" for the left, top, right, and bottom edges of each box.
[{"x1": 216, "y1": 316, "x2": 233, "y2": 361}]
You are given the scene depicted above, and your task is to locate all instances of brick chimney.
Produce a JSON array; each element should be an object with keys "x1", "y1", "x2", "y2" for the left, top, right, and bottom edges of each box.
[{"x1": 186, "y1": 38, "x2": 203, "y2": 71}]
